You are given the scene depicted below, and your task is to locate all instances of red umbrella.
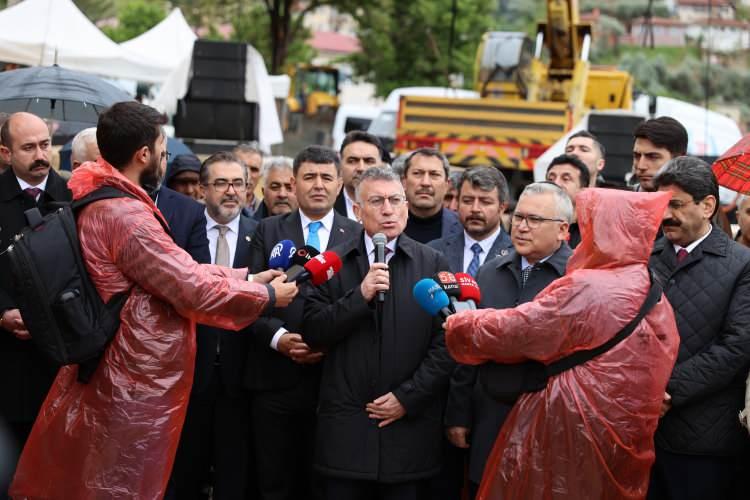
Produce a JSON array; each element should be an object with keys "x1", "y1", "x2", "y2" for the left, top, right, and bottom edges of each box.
[{"x1": 712, "y1": 133, "x2": 750, "y2": 194}]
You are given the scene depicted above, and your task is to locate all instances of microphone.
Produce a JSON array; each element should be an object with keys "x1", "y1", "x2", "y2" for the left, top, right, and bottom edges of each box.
[
  {"x1": 373, "y1": 232, "x2": 387, "y2": 303},
  {"x1": 433, "y1": 271, "x2": 461, "y2": 313},
  {"x1": 455, "y1": 272, "x2": 481, "y2": 310},
  {"x1": 268, "y1": 239, "x2": 296, "y2": 270},
  {"x1": 285, "y1": 245, "x2": 320, "y2": 282},
  {"x1": 287, "y1": 251, "x2": 342, "y2": 285},
  {"x1": 413, "y1": 278, "x2": 453, "y2": 320}
]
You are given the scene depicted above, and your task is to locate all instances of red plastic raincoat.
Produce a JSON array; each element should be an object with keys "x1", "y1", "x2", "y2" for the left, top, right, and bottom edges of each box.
[
  {"x1": 10, "y1": 159, "x2": 270, "y2": 499},
  {"x1": 445, "y1": 188, "x2": 680, "y2": 500}
]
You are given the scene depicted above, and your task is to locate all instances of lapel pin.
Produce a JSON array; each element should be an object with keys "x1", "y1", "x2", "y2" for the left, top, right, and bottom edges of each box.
[
  {"x1": 245, "y1": 235, "x2": 251, "y2": 242},
  {"x1": 339, "y1": 228, "x2": 345, "y2": 233},
  {"x1": 500, "y1": 249, "x2": 509, "y2": 257}
]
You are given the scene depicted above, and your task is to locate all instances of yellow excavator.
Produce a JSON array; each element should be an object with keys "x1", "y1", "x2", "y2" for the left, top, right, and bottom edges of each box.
[
  {"x1": 395, "y1": 0, "x2": 632, "y2": 176},
  {"x1": 286, "y1": 64, "x2": 340, "y2": 118}
]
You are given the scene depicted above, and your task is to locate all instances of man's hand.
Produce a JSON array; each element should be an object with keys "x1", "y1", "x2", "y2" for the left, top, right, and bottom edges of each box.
[
  {"x1": 360, "y1": 262, "x2": 389, "y2": 302},
  {"x1": 366, "y1": 392, "x2": 406, "y2": 428},
  {"x1": 446, "y1": 426, "x2": 470, "y2": 449},
  {"x1": 277, "y1": 332, "x2": 324, "y2": 364},
  {"x1": 269, "y1": 276, "x2": 297, "y2": 307},
  {"x1": 1, "y1": 309, "x2": 30, "y2": 340},
  {"x1": 660, "y1": 392, "x2": 672, "y2": 417},
  {"x1": 253, "y1": 269, "x2": 283, "y2": 284}
]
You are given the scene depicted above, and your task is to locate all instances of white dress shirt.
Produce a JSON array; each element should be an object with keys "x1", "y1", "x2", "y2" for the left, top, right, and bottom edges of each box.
[
  {"x1": 343, "y1": 189, "x2": 358, "y2": 221},
  {"x1": 300, "y1": 209, "x2": 335, "y2": 252},
  {"x1": 205, "y1": 209, "x2": 241, "y2": 266},
  {"x1": 672, "y1": 224, "x2": 712, "y2": 255},
  {"x1": 17, "y1": 175, "x2": 48, "y2": 202},
  {"x1": 364, "y1": 233, "x2": 397, "y2": 265},
  {"x1": 462, "y1": 227, "x2": 502, "y2": 274}
]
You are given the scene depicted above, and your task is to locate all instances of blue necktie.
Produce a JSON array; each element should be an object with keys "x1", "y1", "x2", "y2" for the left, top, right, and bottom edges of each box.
[
  {"x1": 307, "y1": 221, "x2": 322, "y2": 251},
  {"x1": 466, "y1": 243, "x2": 483, "y2": 278}
]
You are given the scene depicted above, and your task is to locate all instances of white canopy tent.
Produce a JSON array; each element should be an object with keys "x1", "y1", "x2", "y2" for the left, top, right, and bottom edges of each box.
[{"x1": 0, "y1": 0, "x2": 169, "y2": 83}]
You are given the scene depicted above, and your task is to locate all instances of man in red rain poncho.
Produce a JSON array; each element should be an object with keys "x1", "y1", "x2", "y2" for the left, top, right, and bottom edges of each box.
[
  {"x1": 445, "y1": 188, "x2": 680, "y2": 500},
  {"x1": 10, "y1": 102, "x2": 297, "y2": 500}
]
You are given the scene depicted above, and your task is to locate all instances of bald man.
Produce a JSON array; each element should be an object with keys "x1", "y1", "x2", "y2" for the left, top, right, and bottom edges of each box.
[{"x1": 0, "y1": 112, "x2": 72, "y2": 479}]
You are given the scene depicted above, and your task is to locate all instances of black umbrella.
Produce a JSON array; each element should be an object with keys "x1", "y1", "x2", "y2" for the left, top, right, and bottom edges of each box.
[{"x1": 0, "y1": 65, "x2": 133, "y2": 124}]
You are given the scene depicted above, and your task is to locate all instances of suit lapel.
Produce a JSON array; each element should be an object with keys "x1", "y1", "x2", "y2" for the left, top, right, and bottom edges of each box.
[
  {"x1": 233, "y1": 214, "x2": 257, "y2": 268},
  {"x1": 328, "y1": 213, "x2": 356, "y2": 249},
  {"x1": 285, "y1": 210, "x2": 305, "y2": 247},
  {"x1": 447, "y1": 233, "x2": 465, "y2": 274}
]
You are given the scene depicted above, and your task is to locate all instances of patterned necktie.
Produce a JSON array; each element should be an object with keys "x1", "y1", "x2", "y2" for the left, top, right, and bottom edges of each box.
[
  {"x1": 676, "y1": 248, "x2": 689, "y2": 264},
  {"x1": 466, "y1": 243, "x2": 483, "y2": 278},
  {"x1": 520, "y1": 265, "x2": 533, "y2": 287},
  {"x1": 307, "y1": 221, "x2": 322, "y2": 251},
  {"x1": 215, "y1": 225, "x2": 230, "y2": 266},
  {"x1": 24, "y1": 187, "x2": 42, "y2": 201}
]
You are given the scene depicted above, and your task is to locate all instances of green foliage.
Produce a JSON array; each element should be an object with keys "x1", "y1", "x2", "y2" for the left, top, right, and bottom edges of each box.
[
  {"x1": 495, "y1": 0, "x2": 545, "y2": 35},
  {"x1": 350, "y1": 0, "x2": 495, "y2": 96},
  {"x1": 231, "y1": 3, "x2": 316, "y2": 71},
  {"x1": 74, "y1": 0, "x2": 117, "y2": 22},
  {"x1": 102, "y1": 0, "x2": 167, "y2": 43}
]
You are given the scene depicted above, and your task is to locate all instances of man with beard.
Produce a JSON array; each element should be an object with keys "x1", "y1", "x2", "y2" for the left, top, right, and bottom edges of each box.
[
  {"x1": 402, "y1": 148, "x2": 461, "y2": 244},
  {"x1": 10, "y1": 101, "x2": 298, "y2": 499},
  {"x1": 546, "y1": 154, "x2": 591, "y2": 248},
  {"x1": 564, "y1": 130, "x2": 606, "y2": 187},
  {"x1": 648, "y1": 157, "x2": 750, "y2": 500},
  {"x1": 335, "y1": 131, "x2": 389, "y2": 221},
  {"x1": 632, "y1": 117, "x2": 688, "y2": 192},
  {"x1": 247, "y1": 145, "x2": 359, "y2": 500},
  {"x1": 170, "y1": 151, "x2": 260, "y2": 499},
  {"x1": 254, "y1": 156, "x2": 298, "y2": 220},
  {"x1": 0, "y1": 112, "x2": 71, "y2": 483}
]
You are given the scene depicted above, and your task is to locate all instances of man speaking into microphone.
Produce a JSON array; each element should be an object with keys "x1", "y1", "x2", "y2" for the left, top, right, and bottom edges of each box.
[
  {"x1": 246, "y1": 145, "x2": 360, "y2": 500},
  {"x1": 303, "y1": 167, "x2": 456, "y2": 500}
]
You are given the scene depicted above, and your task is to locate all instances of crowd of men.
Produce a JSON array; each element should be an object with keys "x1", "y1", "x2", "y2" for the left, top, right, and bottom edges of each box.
[{"x1": 0, "y1": 102, "x2": 749, "y2": 500}]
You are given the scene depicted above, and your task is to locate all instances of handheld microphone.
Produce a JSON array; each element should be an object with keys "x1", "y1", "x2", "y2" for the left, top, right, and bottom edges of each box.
[
  {"x1": 373, "y1": 232, "x2": 387, "y2": 303},
  {"x1": 285, "y1": 245, "x2": 320, "y2": 282},
  {"x1": 413, "y1": 278, "x2": 452, "y2": 320},
  {"x1": 433, "y1": 271, "x2": 461, "y2": 313},
  {"x1": 287, "y1": 251, "x2": 342, "y2": 285},
  {"x1": 455, "y1": 272, "x2": 481, "y2": 310},
  {"x1": 268, "y1": 239, "x2": 296, "y2": 270}
]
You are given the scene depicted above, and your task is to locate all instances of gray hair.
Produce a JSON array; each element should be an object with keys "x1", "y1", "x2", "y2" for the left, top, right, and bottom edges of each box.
[
  {"x1": 355, "y1": 167, "x2": 403, "y2": 203},
  {"x1": 519, "y1": 181, "x2": 574, "y2": 223},
  {"x1": 390, "y1": 154, "x2": 408, "y2": 178},
  {"x1": 262, "y1": 156, "x2": 293, "y2": 187},
  {"x1": 71, "y1": 127, "x2": 98, "y2": 163},
  {"x1": 233, "y1": 142, "x2": 264, "y2": 158},
  {"x1": 460, "y1": 166, "x2": 510, "y2": 204}
]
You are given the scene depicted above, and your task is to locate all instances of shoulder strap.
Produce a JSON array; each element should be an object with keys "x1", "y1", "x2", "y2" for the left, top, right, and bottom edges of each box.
[
  {"x1": 73, "y1": 186, "x2": 171, "y2": 237},
  {"x1": 545, "y1": 276, "x2": 663, "y2": 379}
]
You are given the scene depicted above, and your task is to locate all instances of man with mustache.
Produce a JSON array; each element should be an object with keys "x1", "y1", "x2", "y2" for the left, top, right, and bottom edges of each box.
[
  {"x1": 254, "y1": 156, "x2": 298, "y2": 220},
  {"x1": 246, "y1": 145, "x2": 360, "y2": 500},
  {"x1": 402, "y1": 147, "x2": 461, "y2": 244},
  {"x1": 0, "y1": 112, "x2": 72, "y2": 482},
  {"x1": 335, "y1": 131, "x2": 389, "y2": 221},
  {"x1": 648, "y1": 157, "x2": 750, "y2": 500},
  {"x1": 632, "y1": 117, "x2": 688, "y2": 192}
]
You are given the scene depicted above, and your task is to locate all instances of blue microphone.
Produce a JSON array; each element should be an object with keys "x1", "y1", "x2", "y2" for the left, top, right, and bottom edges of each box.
[
  {"x1": 268, "y1": 239, "x2": 296, "y2": 270},
  {"x1": 413, "y1": 278, "x2": 452, "y2": 320}
]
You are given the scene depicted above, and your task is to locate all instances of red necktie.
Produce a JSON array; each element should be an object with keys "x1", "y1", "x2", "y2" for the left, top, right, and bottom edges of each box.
[
  {"x1": 676, "y1": 248, "x2": 688, "y2": 264},
  {"x1": 24, "y1": 187, "x2": 42, "y2": 200}
]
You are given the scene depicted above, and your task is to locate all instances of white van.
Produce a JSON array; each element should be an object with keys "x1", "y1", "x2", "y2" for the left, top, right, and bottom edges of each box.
[{"x1": 331, "y1": 104, "x2": 380, "y2": 151}]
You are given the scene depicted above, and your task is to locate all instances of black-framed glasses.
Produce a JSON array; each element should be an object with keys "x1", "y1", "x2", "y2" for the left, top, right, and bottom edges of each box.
[
  {"x1": 667, "y1": 198, "x2": 700, "y2": 210},
  {"x1": 204, "y1": 179, "x2": 247, "y2": 191},
  {"x1": 364, "y1": 194, "x2": 407, "y2": 209},
  {"x1": 512, "y1": 212, "x2": 565, "y2": 229}
]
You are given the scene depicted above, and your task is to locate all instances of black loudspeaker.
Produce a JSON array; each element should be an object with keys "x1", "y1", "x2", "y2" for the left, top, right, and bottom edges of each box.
[
  {"x1": 588, "y1": 114, "x2": 644, "y2": 186},
  {"x1": 189, "y1": 78, "x2": 245, "y2": 101},
  {"x1": 188, "y1": 40, "x2": 247, "y2": 102},
  {"x1": 193, "y1": 40, "x2": 247, "y2": 61},
  {"x1": 174, "y1": 99, "x2": 259, "y2": 141},
  {"x1": 193, "y1": 59, "x2": 246, "y2": 80}
]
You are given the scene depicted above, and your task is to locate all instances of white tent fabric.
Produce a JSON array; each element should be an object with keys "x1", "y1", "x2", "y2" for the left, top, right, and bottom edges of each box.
[
  {"x1": 0, "y1": 0, "x2": 169, "y2": 83},
  {"x1": 121, "y1": 8, "x2": 196, "y2": 70}
]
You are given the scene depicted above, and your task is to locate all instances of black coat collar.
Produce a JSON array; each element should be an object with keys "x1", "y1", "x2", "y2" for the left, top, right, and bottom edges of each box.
[
  {"x1": 0, "y1": 168, "x2": 69, "y2": 203},
  {"x1": 652, "y1": 225, "x2": 729, "y2": 259},
  {"x1": 494, "y1": 243, "x2": 571, "y2": 276}
]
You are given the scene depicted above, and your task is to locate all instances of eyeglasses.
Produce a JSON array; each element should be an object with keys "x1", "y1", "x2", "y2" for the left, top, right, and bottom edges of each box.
[
  {"x1": 204, "y1": 179, "x2": 247, "y2": 191},
  {"x1": 512, "y1": 212, "x2": 565, "y2": 229},
  {"x1": 364, "y1": 195, "x2": 407, "y2": 208},
  {"x1": 667, "y1": 198, "x2": 699, "y2": 210}
]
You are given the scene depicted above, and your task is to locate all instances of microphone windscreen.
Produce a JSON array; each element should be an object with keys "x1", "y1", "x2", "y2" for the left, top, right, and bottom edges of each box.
[
  {"x1": 303, "y1": 251, "x2": 343, "y2": 285},
  {"x1": 269, "y1": 239, "x2": 296, "y2": 270},
  {"x1": 433, "y1": 271, "x2": 460, "y2": 298},
  {"x1": 455, "y1": 272, "x2": 482, "y2": 303},
  {"x1": 413, "y1": 278, "x2": 451, "y2": 317},
  {"x1": 372, "y1": 233, "x2": 387, "y2": 246},
  {"x1": 291, "y1": 245, "x2": 320, "y2": 267}
]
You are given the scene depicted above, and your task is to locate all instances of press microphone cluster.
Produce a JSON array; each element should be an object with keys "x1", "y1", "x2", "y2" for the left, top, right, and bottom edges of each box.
[
  {"x1": 268, "y1": 240, "x2": 342, "y2": 285},
  {"x1": 413, "y1": 271, "x2": 482, "y2": 320}
]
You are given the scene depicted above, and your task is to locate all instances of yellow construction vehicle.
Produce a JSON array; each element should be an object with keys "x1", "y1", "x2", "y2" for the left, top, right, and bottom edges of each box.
[
  {"x1": 287, "y1": 64, "x2": 339, "y2": 117},
  {"x1": 395, "y1": 0, "x2": 632, "y2": 178}
]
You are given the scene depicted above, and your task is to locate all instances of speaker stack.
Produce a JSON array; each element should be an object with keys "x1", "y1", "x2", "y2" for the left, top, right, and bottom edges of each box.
[
  {"x1": 587, "y1": 113, "x2": 644, "y2": 187},
  {"x1": 174, "y1": 40, "x2": 260, "y2": 142}
]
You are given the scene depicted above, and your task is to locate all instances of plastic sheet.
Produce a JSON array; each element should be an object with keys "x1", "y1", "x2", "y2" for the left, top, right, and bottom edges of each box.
[
  {"x1": 445, "y1": 188, "x2": 680, "y2": 500},
  {"x1": 10, "y1": 159, "x2": 270, "y2": 499}
]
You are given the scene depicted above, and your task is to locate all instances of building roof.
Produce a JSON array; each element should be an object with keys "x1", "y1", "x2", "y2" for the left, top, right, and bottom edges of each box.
[
  {"x1": 309, "y1": 31, "x2": 360, "y2": 54},
  {"x1": 678, "y1": 0, "x2": 732, "y2": 7}
]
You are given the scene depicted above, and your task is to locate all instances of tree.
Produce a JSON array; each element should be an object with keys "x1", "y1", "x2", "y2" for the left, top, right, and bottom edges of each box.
[
  {"x1": 350, "y1": 0, "x2": 495, "y2": 96},
  {"x1": 102, "y1": 0, "x2": 167, "y2": 43},
  {"x1": 74, "y1": 0, "x2": 116, "y2": 22}
]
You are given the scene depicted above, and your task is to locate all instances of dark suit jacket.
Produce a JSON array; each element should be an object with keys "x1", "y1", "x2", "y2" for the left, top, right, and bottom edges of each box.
[
  {"x1": 446, "y1": 244, "x2": 572, "y2": 484},
  {"x1": 333, "y1": 190, "x2": 347, "y2": 218},
  {"x1": 427, "y1": 228, "x2": 512, "y2": 274},
  {"x1": 440, "y1": 208, "x2": 462, "y2": 241},
  {"x1": 0, "y1": 168, "x2": 71, "y2": 422},
  {"x1": 156, "y1": 186, "x2": 210, "y2": 264},
  {"x1": 244, "y1": 209, "x2": 360, "y2": 392},
  {"x1": 192, "y1": 213, "x2": 258, "y2": 396}
]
